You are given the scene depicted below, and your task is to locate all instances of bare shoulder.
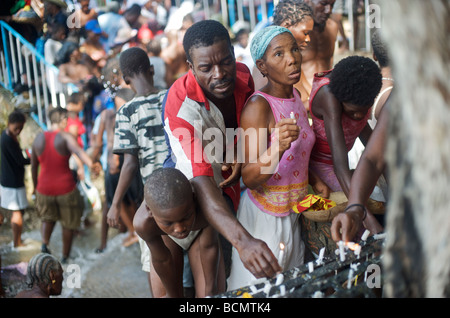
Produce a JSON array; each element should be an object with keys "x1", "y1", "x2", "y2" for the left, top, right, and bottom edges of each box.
[
  {"x1": 241, "y1": 94, "x2": 272, "y2": 127},
  {"x1": 133, "y1": 206, "x2": 161, "y2": 241},
  {"x1": 311, "y1": 83, "x2": 340, "y2": 119},
  {"x1": 326, "y1": 18, "x2": 339, "y2": 35}
]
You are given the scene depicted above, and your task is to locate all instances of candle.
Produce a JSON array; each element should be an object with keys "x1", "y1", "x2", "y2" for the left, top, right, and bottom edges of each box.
[
  {"x1": 278, "y1": 242, "x2": 285, "y2": 266},
  {"x1": 264, "y1": 281, "x2": 271, "y2": 295},
  {"x1": 339, "y1": 241, "x2": 346, "y2": 262},
  {"x1": 318, "y1": 247, "x2": 325, "y2": 260},
  {"x1": 316, "y1": 247, "x2": 325, "y2": 265},
  {"x1": 347, "y1": 267, "x2": 354, "y2": 289},
  {"x1": 290, "y1": 111, "x2": 295, "y2": 119},
  {"x1": 354, "y1": 244, "x2": 361, "y2": 258},
  {"x1": 308, "y1": 261, "x2": 314, "y2": 273},
  {"x1": 347, "y1": 263, "x2": 359, "y2": 289},
  {"x1": 279, "y1": 285, "x2": 286, "y2": 297},
  {"x1": 373, "y1": 233, "x2": 387, "y2": 240},
  {"x1": 361, "y1": 229, "x2": 370, "y2": 241},
  {"x1": 275, "y1": 273, "x2": 284, "y2": 286}
]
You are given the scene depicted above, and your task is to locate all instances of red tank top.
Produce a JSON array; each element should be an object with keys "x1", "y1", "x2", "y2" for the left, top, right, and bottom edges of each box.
[{"x1": 36, "y1": 131, "x2": 76, "y2": 195}]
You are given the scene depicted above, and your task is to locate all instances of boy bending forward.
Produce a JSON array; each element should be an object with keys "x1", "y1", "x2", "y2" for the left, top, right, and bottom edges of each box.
[{"x1": 134, "y1": 168, "x2": 225, "y2": 298}]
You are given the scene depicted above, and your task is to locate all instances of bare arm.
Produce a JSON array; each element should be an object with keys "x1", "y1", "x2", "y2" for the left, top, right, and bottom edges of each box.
[
  {"x1": 134, "y1": 208, "x2": 183, "y2": 298},
  {"x1": 62, "y1": 132, "x2": 101, "y2": 176},
  {"x1": 90, "y1": 111, "x2": 106, "y2": 163},
  {"x1": 312, "y1": 86, "x2": 353, "y2": 196},
  {"x1": 331, "y1": 102, "x2": 389, "y2": 242},
  {"x1": 190, "y1": 175, "x2": 281, "y2": 279},
  {"x1": 30, "y1": 133, "x2": 44, "y2": 192},
  {"x1": 107, "y1": 153, "x2": 139, "y2": 227}
]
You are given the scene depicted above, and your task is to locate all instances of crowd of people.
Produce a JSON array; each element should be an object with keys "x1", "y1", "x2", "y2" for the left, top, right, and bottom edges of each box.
[{"x1": 0, "y1": 0, "x2": 393, "y2": 298}]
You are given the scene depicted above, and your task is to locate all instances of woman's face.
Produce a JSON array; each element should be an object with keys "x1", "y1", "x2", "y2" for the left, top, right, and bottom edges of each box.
[
  {"x1": 259, "y1": 32, "x2": 302, "y2": 86},
  {"x1": 286, "y1": 17, "x2": 314, "y2": 50},
  {"x1": 342, "y1": 102, "x2": 371, "y2": 121}
]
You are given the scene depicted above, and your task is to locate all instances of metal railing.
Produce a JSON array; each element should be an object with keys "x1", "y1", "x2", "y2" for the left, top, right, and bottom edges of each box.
[
  {"x1": 0, "y1": 20, "x2": 77, "y2": 130},
  {"x1": 0, "y1": 0, "x2": 372, "y2": 131}
]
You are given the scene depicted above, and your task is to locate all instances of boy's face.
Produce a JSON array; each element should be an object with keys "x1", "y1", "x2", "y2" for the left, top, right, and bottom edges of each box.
[
  {"x1": 150, "y1": 196, "x2": 196, "y2": 239},
  {"x1": 8, "y1": 122, "x2": 24, "y2": 137},
  {"x1": 67, "y1": 101, "x2": 84, "y2": 113}
]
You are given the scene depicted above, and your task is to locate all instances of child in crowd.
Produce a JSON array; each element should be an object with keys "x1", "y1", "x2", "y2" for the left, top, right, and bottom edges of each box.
[
  {"x1": 134, "y1": 168, "x2": 225, "y2": 298},
  {"x1": 308, "y1": 55, "x2": 382, "y2": 196},
  {"x1": 0, "y1": 110, "x2": 30, "y2": 248},
  {"x1": 65, "y1": 92, "x2": 87, "y2": 149},
  {"x1": 91, "y1": 88, "x2": 142, "y2": 252}
]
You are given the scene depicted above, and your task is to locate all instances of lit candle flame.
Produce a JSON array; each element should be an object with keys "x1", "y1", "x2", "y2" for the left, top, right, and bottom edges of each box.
[
  {"x1": 279, "y1": 242, "x2": 285, "y2": 250},
  {"x1": 345, "y1": 242, "x2": 360, "y2": 251}
]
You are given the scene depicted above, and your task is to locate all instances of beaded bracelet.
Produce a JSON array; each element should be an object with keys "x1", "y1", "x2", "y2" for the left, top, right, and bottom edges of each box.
[{"x1": 344, "y1": 203, "x2": 367, "y2": 221}]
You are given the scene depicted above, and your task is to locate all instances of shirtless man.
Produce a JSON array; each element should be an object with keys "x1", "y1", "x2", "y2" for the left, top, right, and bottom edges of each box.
[
  {"x1": 160, "y1": 14, "x2": 194, "y2": 87},
  {"x1": 76, "y1": 0, "x2": 98, "y2": 28},
  {"x1": 300, "y1": 0, "x2": 338, "y2": 108},
  {"x1": 57, "y1": 42, "x2": 92, "y2": 88}
]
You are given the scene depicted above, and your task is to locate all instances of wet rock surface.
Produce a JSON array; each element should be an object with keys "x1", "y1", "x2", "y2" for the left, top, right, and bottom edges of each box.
[{"x1": 1, "y1": 209, "x2": 151, "y2": 298}]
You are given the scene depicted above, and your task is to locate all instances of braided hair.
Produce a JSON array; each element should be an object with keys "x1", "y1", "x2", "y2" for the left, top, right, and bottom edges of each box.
[
  {"x1": 273, "y1": 0, "x2": 314, "y2": 27},
  {"x1": 26, "y1": 253, "x2": 62, "y2": 288}
]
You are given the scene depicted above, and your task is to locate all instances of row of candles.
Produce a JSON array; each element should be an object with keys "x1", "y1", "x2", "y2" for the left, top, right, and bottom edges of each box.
[
  {"x1": 277, "y1": 229, "x2": 381, "y2": 290},
  {"x1": 242, "y1": 229, "x2": 385, "y2": 297}
]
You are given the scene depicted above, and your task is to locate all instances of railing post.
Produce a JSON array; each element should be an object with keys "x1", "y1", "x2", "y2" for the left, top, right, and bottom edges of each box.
[
  {"x1": 8, "y1": 31, "x2": 18, "y2": 85},
  {"x1": 221, "y1": 0, "x2": 229, "y2": 28},
  {"x1": 1, "y1": 23, "x2": 13, "y2": 90}
]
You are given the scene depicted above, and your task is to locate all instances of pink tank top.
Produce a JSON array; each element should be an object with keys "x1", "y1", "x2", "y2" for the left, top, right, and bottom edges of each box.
[
  {"x1": 309, "y1": 70, "x2": 372, "y2": 165},
  {"x1": 247, "y1": 89, "x2": 316, "y2": 217}
]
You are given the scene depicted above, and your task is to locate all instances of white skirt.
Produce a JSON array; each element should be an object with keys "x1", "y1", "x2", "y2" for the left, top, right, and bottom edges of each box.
[
  {"x1": 226, "y1": 190, "x2": 305, "y2": 291},
  {"x1": 0, "y1": 185, "x2": 28, "y2": 211}
]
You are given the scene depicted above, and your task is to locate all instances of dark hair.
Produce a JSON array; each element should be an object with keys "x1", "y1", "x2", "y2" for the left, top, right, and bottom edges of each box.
[
  {"x1": 119, "y1": 47, "x2": 151, "y2": 78},
  {"x1": 50, "y1": 22, "x2": 68, "y2": 38},
  {"x1": 183, "y1": 20, "x2": 232, "y2": 63},
  {"x1": 144, "y1": 168, "x2": 192, "y2": 210},
  {"x1": 67, "y1": 92, "x2": 85, "y2": 104},
  {"x1": 8, "y1": 109, "x2": 26, "y2": 124},
  {"x1": 48, "y1": 107, "x2": 68, "y2": 125},
  {"x1": 146, "y1": 39, "x2": 161, "y2": 56},
  {"x1": 329, "y1": 55, "x2": 382, "y2": 107},
  {"x1": 273, "y1": 0, "x2": 314, "y2": 27},
  {"x1": 125, "y1": 3, "x2": 141, "y2": 16},
  {"x1": 371, "y1": 30, "x2": 390, "y2": 68},
  {"x1": 55, "y1": 41, "x2": 78, "y2": 65}
]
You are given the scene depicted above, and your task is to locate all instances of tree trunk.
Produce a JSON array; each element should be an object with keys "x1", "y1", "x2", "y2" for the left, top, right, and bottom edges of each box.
[{"x1": 377, "y1": 0, "x2": 450, "y2": 297}]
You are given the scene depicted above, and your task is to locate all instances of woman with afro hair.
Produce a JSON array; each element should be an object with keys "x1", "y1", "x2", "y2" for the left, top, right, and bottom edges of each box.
[{"x1": 308, "y1": 55, "x2": 382, "y2": 197}]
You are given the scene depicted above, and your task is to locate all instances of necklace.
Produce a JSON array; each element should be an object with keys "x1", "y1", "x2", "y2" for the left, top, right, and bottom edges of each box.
[{"x1": 382, "y1": 77, "x2": 394, "y2": 82}]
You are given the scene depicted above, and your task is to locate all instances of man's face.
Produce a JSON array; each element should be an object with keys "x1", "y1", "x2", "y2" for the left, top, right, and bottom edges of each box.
[
  {"x1": 188, "y1": 39, "x2": 237, "y2": 102},
  {"x1": 306, "y1": 0, "x2": 336, "y2": 29}
]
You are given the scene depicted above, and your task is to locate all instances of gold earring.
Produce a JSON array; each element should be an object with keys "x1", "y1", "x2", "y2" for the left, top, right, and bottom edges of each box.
[{"x1": 52, "y1": 280, "x2": 56, "y2": 284}]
